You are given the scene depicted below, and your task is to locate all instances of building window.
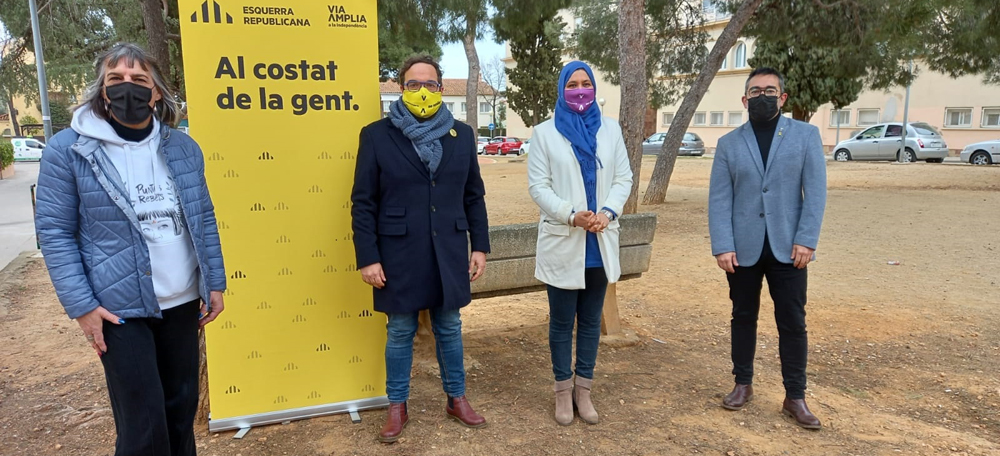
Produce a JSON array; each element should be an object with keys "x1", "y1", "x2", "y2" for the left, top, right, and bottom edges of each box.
[
  {"x1": 693, "y1": 112, "x2": 707, "y2": 126},
  {"x1": 445, "y1": 102, "x2": 455, "y2": 112},
  {"x1": 735, "y1": 42, "x2": 747, "y2": 68},
  {"x1": 710, "y1": 112, "x2": 724, "y2": 126},
  {"x1": 728, "y1": 111, "x2": 743, "y2": 126},
  {"x1": 981, "y1": 108, "x2": 1000, "y2": 127},
  {"x1": 945, "y1": 108, "x2": 973, "y2": 127},
  {"x1": 381, "y1": 101, "x2": 391, "y2": 112},
  {"x1": 721, "y1": 53, "x2": 727, "y2": 70},
  {"x1": 461, "y1": 102, "x2": 467, "y2": 112},
  {"x1": 480, "y1": 102, "x2": 491, "y2": 114},
  {"x1": 857, "y1": 109, "x2": 880, "y2": 126},
  {"x1": 830, "y1": 109, "x2": 850, "y2": 127},
  {"x1": 662, "y1": 112, "x2": 674, "y2": 125}
]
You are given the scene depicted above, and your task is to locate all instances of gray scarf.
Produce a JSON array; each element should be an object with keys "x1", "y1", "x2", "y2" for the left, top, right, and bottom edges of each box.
[{"x1": 388, "y1": 98, "x2": 455, "y2": 176}]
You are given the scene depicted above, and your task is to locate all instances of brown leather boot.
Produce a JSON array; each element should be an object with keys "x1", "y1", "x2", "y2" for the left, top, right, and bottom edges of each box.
[
  {"x1": 378, "y1": 402, "x2": 409, "y2": 443},
  {"x1": 446, "y1": 396, "x2": 487, "y2": 428},
  {"x1": 722, "y1": 384, "x2": 754, "y2": 411},
  {"x1": 782, "y1": 398, "x2": 821, "y2": 430},
  {"x1": 554, "y1": 378, "x2": 574, "y2": 426},
  {"x1": 573, "y1": 376, "x2": 599, "y2": 424}
]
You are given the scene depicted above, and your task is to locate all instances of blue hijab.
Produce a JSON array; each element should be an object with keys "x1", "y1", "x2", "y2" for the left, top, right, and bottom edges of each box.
[{"x1": 554, "y1": 61, "x2": 603, "y2": 204}]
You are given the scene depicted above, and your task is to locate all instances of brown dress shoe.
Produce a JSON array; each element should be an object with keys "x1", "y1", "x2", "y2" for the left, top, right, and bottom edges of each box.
[
  {"x1": 446, "y1": 396, "x2": 487, "y2": 428},
  {"x1": 782, "y1": 398, "x2": 821, "y2": 430},
  {"x1": 722, "y1": 384, "x2": 754, "y2": 411},
  {"x1": 378, "y1": 402, "x2": 409, "y2": 443}
]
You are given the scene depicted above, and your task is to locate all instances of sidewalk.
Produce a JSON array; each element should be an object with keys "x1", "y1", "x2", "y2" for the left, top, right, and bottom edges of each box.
[{"x1": 0, "y1": 162, "x2": 41, "y2": 272}]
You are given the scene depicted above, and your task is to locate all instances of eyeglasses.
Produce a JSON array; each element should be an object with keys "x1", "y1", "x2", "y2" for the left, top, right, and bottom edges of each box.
[
  {"x1": 747, "y1": 86, "x2": 780, "y2": 98},
  {"x1": 403, "y1": 80, "x2": 442, "y2": 93}
]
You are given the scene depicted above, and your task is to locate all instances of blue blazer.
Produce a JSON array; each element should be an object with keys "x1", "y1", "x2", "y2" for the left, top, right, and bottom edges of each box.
[
  {"x1": 709, "y1": 116, "x2": 827, "y2": 266},
  {"x1": 350, "y1": 118, "x2": 490, "y2": 314}
]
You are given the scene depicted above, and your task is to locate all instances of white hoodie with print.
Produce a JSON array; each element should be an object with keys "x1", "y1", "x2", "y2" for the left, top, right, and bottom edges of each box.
[{"x1": 71, "y1": 107, "x2": 200, "y2": 310}]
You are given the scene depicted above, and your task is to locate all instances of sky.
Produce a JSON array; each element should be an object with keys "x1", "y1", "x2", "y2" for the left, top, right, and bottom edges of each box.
[{"x1": 438, "y1": 35, "x2": 507, "y2": 83}]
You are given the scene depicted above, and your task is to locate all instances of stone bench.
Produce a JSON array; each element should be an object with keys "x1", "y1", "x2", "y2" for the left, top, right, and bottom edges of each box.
[{"x1": 430, "y1": 212, "x2": 657, "y2": 336}]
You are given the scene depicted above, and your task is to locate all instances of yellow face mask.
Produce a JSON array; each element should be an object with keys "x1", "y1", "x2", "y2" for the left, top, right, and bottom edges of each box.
[{"x1": 402, "y1": 87, "x2": 443, "y2": 118}]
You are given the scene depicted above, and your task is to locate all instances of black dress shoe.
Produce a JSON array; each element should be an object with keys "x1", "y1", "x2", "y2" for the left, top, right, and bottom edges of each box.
[
  {"x1": 722, "y1": 384, "x2": 753, "y2": 411},
  {"x1": 782, "y1": 398, "x2": 821, "y2": 430}
]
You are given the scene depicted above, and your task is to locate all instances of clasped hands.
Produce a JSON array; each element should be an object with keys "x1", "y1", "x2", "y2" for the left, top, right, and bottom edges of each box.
[{"x1": 571, "y1": 210, "x2": 610, "y2": 233}]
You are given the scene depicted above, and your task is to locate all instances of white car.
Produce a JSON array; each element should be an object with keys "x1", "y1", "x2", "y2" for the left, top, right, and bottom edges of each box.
[
  {"x1": 477, "y1": 136, "x2": 489, "y2": 154},
  {"x1": 10, "y1": 137, "x2": 45, "y2": 161},
  {"x1": 520, "y1": 139, "x2": 531, "y2": 155},
  {"x1": 832, "y1": 122, "x2": 948, "y2": 163},
  {"x1": 960, "y1": 140, "x2": 1000, "y2": 165}
]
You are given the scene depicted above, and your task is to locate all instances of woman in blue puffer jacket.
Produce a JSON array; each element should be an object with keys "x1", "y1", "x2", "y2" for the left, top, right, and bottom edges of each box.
[{"x1": 35, "y1": 43, "x2": 226, "y2": 456}]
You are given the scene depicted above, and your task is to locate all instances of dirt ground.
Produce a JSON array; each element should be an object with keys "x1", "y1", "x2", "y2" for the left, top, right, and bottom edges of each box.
[{"x1": 1, "y1": 156, "x2": 998, "y2": 456}]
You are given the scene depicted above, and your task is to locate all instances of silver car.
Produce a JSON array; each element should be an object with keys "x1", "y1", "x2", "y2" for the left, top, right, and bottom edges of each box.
[
  {"x1": 960, "y1": 140, "x2": 1000, "y2": 165},
  {"x1": 642, "y1": 132, "x2": 705, "y2": 155},
  {"x1": 832, "y1": 122, "x2": 949, "y2": 163}
]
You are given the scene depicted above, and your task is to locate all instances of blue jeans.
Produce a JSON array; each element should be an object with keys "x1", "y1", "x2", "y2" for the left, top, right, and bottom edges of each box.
[
  {"x1": 385, "y1": 308, "x2": 466, "y2": 403},
  {"x1": 547, "y1": 268, "x2": 608, "y2": 381}
]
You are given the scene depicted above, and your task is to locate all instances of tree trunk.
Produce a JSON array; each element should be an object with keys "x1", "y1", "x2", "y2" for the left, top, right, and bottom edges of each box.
[
  {"x1": 792, "y1": 106, "x2": 812, "y2": 122},
  {"x1": 140, "y1": 0, "x2": 171, "y2": 71},
  {"x1": 643, "y1": 0, "x2": 766, "y2": 205},
  {"x1": 6, "y1": 98, "x2": 21, "y2": 137},
  {"x1": 462, "y1": 22, "x2": 480, "y2": 132},
  {"x1": 618, "y1": 0, "x2": 647, "y2": 215},
  {"x1": 195, "y1": 330, "x2": 210, "y2": 427}
]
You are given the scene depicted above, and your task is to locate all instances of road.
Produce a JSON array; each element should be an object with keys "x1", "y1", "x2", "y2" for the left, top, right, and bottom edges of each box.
[{"x1": 0, "y1": 162, "x2": 40, "y2": 272}]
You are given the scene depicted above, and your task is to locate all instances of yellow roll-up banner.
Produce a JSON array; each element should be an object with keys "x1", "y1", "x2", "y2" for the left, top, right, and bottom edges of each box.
[{"x1": 178, "y1": 0, "x2": 386, "y2": 431}]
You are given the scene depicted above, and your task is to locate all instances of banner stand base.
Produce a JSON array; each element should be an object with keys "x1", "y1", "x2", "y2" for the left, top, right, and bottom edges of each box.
[
  {"x1": 209, "y1": 396, "x2": 389, "y2": 432},
  {"x1": 349, "y1": 410, "x2": 362, "y2": 424},
  {"x1": 233, "y1": 428, "x2": 251, "y2": 439}
]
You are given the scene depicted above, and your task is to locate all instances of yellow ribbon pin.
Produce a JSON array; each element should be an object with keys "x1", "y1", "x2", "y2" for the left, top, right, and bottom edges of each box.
[{"x1": 449, "y1": 129, "x2": 457, "y2": 137}]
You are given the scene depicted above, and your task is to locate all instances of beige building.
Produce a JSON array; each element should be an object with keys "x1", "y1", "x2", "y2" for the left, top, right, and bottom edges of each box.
[{"x1": 505, "y1": 5, "x2": 1000, "y2": 153}]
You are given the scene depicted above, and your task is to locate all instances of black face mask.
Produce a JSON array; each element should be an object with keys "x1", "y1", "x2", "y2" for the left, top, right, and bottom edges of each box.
[
  {"x1": 747, "y1": 95, "x2": 779, "y2": 122},
  {"x1": 105, "y1": 82, "x2": 154, "y2": 124}
]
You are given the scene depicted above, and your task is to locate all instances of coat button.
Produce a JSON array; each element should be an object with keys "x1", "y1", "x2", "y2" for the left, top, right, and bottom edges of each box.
[
  {"x1": 763, "y1": 187, "x2": 769, "y2": 193},
  {"x1": 432, "y1": 230, "x2": 438, "y2": 236},
  {"x1": 759, "y1": 213, "x2": 765, "y2": 218},
  {"x1": 146, "y1": 271, "x2": 152, "y2": 276},
  {"x1": 431, "y1": 181, "x2": 436, "y2": 187},
  {"x1": 431, "y1": 206, "x2": 436, "y2": 212}
]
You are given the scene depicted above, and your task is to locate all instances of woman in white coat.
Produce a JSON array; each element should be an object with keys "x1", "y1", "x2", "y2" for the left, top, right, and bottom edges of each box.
[{"x1": 527, "y1": 61, "x2": 633, "y2": 426}]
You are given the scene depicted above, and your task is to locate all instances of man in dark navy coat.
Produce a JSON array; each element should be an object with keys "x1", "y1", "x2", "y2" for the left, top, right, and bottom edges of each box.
[{"x1": 351, "y1": 55, "x2": 490, "y2": 444}]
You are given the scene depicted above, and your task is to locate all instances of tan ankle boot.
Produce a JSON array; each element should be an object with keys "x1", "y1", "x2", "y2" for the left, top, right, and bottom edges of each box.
[
  {"x1": 554, "y1": 378, "x2": 574, "y2": 425},
  {"x1": 574, "y1": 376, "x2": 599, "y2": 424}
]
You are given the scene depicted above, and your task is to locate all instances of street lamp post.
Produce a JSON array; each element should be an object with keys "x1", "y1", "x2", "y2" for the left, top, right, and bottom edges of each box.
[{"x1": 28, "y1": 0, "x2": 53, "y2": 141}]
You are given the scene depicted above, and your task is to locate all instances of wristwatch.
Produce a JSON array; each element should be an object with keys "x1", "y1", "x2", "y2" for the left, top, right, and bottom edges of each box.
[{"x1": 600, "y1": 209, "x2": 615, "y2": 221}]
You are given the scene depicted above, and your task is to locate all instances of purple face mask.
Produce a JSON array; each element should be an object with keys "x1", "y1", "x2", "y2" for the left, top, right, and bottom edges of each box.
[{"x1": 564, "y1": 88, "x2": 596, "y2": 113}]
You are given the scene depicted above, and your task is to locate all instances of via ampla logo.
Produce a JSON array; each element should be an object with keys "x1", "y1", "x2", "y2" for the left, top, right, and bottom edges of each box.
[{"x1": 327, "y1": 5, "x2": 368, "y2": 29}]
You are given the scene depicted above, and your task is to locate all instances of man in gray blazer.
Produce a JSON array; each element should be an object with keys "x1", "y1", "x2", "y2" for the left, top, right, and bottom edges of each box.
[{"x1": 708, "y1": 67, "x2": 827, "y2": 430}]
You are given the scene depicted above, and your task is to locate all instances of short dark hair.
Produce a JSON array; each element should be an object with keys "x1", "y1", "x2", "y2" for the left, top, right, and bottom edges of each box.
[
  {"x1": 745, "y1": 67, "x2": 785, "y2": 94},
  {"x1": 398, "y1": 55, "x2": 443, "y2": 84}
]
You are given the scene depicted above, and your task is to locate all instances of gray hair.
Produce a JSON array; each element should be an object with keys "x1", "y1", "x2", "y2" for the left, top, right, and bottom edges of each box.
[{"x1": 75, "y1": 43, "x2": 182, "y2": 126}]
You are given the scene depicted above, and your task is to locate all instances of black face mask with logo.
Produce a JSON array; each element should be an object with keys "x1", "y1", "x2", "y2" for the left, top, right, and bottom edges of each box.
[
  {"x1": 106, "y1": 82, "x2": 154, "y2": 124},
  {"x1": 747, "y1": 95, "x2": 780, "y2": 122}
]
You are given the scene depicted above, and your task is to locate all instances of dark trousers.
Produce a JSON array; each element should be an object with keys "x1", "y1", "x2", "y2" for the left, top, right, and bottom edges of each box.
[
  {"x1": 100, "y1": 300, "x2": 201, "y2": 456},
  {"x1": 726, "y1": 239, "x2": 809, "y2": 399},
  {"x1": 547, "y1": 268, "x2": 608, "y2": 381}
]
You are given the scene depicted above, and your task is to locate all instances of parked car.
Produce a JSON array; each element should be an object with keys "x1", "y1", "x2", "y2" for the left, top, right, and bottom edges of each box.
[
  {"x1": 960, "y1": 139, "x2": 1000, "y2": 165},
  {"x1": 832, "y1": 122, "x2": 948, "y2": 163},
  {"x1": 477, "y1": 136, "x2": 489, "y2": 154},
  {"x1": 642, "y1": 132, "x2": 705, "y2": 155},
  {"x1": 10, "y1": 137, "x2": 45, "y2": 161},
  {"x1": 483, "y1": 136, "x2": 523, "y2": 155},
  {"x1": 520, "y1": 139, "x2": 531, "y2": 155}
]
